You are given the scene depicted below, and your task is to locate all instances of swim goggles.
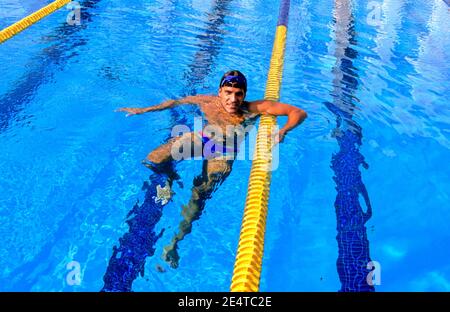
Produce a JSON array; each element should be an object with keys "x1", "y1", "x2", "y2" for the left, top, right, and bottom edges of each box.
[{"x1": 220, "y1": 75, "x2": 247, "y2": 91}]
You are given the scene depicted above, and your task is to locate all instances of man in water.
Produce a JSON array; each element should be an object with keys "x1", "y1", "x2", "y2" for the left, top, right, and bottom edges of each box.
[{"x1": 117, "y1": 70, "x2": 307, "y2": 268}]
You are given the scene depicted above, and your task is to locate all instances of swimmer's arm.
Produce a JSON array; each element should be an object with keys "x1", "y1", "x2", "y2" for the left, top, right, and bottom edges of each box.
[
  {"x1": 248, "y1": 100, "x2": 307, "y2": 142},
  {"x1": 116, "y1": 95, "x2": 209, "y2": 116}
]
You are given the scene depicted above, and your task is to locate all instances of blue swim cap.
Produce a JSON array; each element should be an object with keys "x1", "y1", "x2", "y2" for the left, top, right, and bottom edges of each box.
[{"x1": 219, "y1": 70, "x2": 247, "y2": 92}]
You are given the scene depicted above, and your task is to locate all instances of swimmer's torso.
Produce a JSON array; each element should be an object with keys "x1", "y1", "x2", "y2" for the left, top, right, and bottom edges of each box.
[{"x1": 195, "y1": 95, "x2": 257, "y2": 140}]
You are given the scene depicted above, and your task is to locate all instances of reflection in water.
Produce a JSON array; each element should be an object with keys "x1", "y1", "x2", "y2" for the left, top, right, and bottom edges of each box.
[
  {"x1": 183, "y1": 0, "x2": 232, "y2": 96},
  {"x1": 171, "y1": 0, "x2": 233, "y2": 126},
  {"x1": 102, "y1": 0, "x2": 233, "y2": 292},
  {"x1": 327, "y1": 0, "x2": 374, "y2": 292},
  {"x1": 0, "y1": 0, "x2": 47, "y2": 29},
  {"x1": 373, "y1": 0, "x2": 405, "y2": 65},
  {"x1": 0, "y1": 0, "x2": 101, "y2": 131},
  {"x1": 409, "y1": 0, "x2": 450, "y2": 149},
  {"x1": 367, "y1": 0, "x2": 449, "y2": 149}
]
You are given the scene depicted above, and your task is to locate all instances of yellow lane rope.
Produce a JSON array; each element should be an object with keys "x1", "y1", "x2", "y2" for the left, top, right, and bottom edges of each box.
[
  {"x1": 231, "y1": 25, "x2": 288, "y2": 292},
  {"x1": 0, "y1": 0, "x2": 72, "y2": 44}
]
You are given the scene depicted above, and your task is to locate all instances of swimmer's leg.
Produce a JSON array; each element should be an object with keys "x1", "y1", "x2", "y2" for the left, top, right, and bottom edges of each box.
[
  {"x1": 162, "y1": 159, "x2": 233, "y2": 268},
  {"x1": 143, "y1": 137, "x2": 179, "y2": 187},
  {"x1": 144, "y1": 132, "x2": 202, "y2": 187}
]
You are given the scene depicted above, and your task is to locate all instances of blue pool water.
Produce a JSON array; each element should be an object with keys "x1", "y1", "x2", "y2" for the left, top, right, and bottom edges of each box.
[{"x1": 0, "y1": 0, "x2": 449, "y2": 291}]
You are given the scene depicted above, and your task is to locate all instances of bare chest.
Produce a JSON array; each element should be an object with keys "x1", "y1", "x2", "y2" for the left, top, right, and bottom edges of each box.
[{"x1": 201, "y1": 102, "x2": 245, "y2": 128}]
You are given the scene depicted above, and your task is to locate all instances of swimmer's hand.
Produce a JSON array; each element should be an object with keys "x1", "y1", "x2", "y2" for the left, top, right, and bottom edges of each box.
[
  {"x1": 275, "y1": 129, "x2": 286, "y2": 144},
  {"x1": 115, "y1": 107, "x2": 147, "y2": 117},
  {"x1": 270, "y1": 129, "x2": 286, "y2": 146}
]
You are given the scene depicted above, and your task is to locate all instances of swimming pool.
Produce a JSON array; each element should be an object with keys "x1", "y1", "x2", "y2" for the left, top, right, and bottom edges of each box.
[{"x1": 0, "y1": 0, "x2": 449, "y2": 292}]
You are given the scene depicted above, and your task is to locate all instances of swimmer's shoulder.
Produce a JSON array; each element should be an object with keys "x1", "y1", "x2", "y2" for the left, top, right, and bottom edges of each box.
[
  {"x1": 197, "y1": 94, "x2": 217, "y2": 101},
  {"x1": 241, "y1": 101, "x2": 260, "y2": 119},
  {"x1": 181, "y1": 94, "x2": 216, "y2": 103},
  {"x1": 190, "y1": 94, "x2": 217, "y2": 108}
]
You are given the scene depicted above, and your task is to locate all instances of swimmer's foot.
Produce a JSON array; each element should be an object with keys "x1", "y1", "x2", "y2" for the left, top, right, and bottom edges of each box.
[{"x1": 162, "y1": 244, "x2": 180, "y2": 269}]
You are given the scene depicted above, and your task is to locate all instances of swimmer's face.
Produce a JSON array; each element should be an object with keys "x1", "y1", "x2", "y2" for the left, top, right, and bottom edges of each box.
[{"x1": 218, "y1": 86, "x2": 246, "y2": 114}]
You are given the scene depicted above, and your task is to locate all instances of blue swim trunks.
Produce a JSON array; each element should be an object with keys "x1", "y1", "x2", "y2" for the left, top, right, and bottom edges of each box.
[{"x1": 199, "y1": 131, "x2": 238, "y2": 159}]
